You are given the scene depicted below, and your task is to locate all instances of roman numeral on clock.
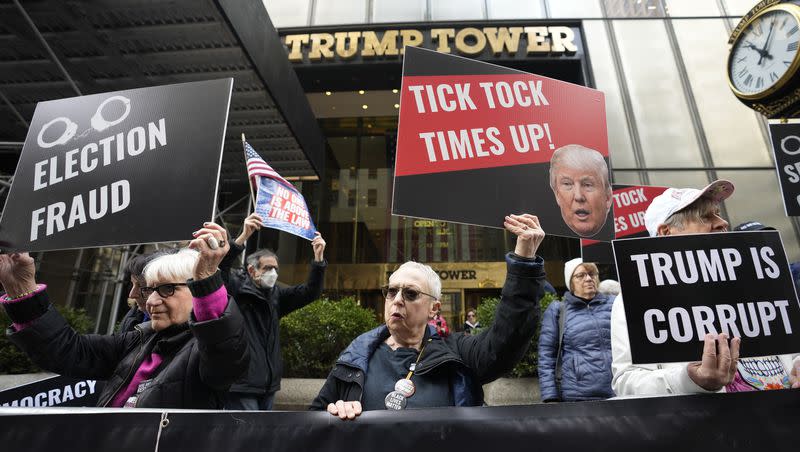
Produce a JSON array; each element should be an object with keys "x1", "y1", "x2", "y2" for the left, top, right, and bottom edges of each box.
[
  {"x1": 788, "y1": 41, "x2": 799, "y2": 52},
  {"x1": 771, "y1": 71, "x2": 779, "y2": 82},
  {"x1": 789, "y1": 25, "x2": 799, "y2": 36},
  {"x1": 744, "y1": 74, "x2": 753, "y2": 86}
]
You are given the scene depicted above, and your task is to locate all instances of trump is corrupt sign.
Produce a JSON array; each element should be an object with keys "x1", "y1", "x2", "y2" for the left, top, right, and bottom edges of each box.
[{"x1": 393, "y1": 47, "x2": 612, "y2": 240}]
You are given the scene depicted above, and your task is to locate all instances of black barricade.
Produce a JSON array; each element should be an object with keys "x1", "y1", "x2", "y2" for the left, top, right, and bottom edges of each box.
[{"x1": 1, "y1": 390, "x2": 798, "y2": 452}]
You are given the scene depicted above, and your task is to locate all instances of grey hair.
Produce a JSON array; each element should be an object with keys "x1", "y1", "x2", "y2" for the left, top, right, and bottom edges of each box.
[
  {"x1": 143, "y1": 248, "x2": 198, "y2": 285},
  {"x1": 246, "y1": 249, "x2": 278, "y2": 269},
  {"x1": 549, "y1": 144, "x2": 612, "y2": 196},
  {"x1": 392, "y1": 261, "x2": 442, "y2": 300},
  {"x1": 662, "y1": 197, "x2": 719, "y2": 232}
]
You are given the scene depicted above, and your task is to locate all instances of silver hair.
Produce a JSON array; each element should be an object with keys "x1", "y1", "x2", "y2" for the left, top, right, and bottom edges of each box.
[
  {"x1": 549, "y1": 144, "x2": 612, "y2": 196},
  {"x1": 143, "y1": 248, "x2": 199, "y2": 284},
  {"x1": 246, "y1": 249, "x2": 278, "y2": 269},
  {"x1": 392, "y1": 261, "x2": 442, "y2": 300},
  {"x1": 662, "y1": 197, "x2": 718, "y2": 232},
  {"x1": 598, "y1": 279, "x2": 621, "y2": 296}
]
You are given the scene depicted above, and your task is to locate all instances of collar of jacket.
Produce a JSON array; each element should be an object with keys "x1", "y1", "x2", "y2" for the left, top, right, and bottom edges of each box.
[
  {"x1": 238, "y1": 274, "x2": 274, "y2": 300},
  {"x1": 562, "y1": 291, "x2": 610, "y2": 306},
  {"x1": 336, "y1": 324, "x2": 450, "y2": 373},
  {"x1": 151, "y1": 323, "x2": 192, "y2": 355}
]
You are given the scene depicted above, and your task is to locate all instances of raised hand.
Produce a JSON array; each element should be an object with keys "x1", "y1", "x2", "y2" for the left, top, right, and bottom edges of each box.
[
  {"x1": 503, "y1": 214, "x2": 545, "y2": 258},
  {"x1": 190, "y1": 222, "x2": 231, "y2": 280},
  {"x1": 311, "y1": 232, "x2": 326, "y2": 262},
  {"x1": 235, "y1": 213, "x2": 265, "y2": 246},
  {"x1": 0, "y1": 252, "x2": 36, "y2": 298}
]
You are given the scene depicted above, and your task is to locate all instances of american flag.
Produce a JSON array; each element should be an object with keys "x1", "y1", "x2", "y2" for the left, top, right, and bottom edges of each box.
[{"x1": 244, "y1": 141, "x2": 292, "y2": 188}]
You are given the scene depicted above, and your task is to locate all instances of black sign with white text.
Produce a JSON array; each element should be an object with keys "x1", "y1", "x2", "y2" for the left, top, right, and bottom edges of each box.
[
  {"x1": 768, "y1": 119, "x2": 800, "y2": 216},
  {"x1": 0, "y1": 78, "x2": 233, "y2": 252},
  {"x1": 0, "y1": 375, "x2": 104, "y2": 407},
  {"x1": 613, "y1": 231, "x2": 800, "y2": 364}
]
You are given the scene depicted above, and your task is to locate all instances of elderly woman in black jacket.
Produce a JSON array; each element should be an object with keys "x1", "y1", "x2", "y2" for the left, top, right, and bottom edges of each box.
[
  {"x1": 312, "y1": 214, "x2": 546, "y2": 419},
  {"x1": 0, "y1": 222, "x2": 248, "y2": 408}
]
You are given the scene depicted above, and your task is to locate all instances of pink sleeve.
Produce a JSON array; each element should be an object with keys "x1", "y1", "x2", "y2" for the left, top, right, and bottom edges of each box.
[
  {"x1": 192, "y1": 285, "x2": 228, "y2": 322},
  {"x1": 1, "y1": 284, "x2": 47, "y2": 330}
]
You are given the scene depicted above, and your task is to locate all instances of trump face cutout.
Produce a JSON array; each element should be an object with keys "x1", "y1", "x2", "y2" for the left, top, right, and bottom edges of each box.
[{"x1": 549, "y1": 144, "x2": 612, "y2": 238}]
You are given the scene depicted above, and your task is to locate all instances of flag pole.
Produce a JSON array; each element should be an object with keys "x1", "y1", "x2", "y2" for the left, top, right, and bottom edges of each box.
[{"x1": 242, "y1": 133, "x2": 257, "y2": 210}]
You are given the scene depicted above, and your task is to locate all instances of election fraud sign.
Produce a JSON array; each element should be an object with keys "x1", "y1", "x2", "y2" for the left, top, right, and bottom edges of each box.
[
  {"x1": 0, "y1": 78, "x2": 233, "y2": 252},
  {"x1": 392, "y1": 46, "x2": 613, "y2": 240},
  {"x1": 768, "y1": 119, "x2": 800, "y2": 216},
  {"x1": 613, "y1": 231, "x2": 800, "y2": 364},
  {"x1": 581, "y1": 184, "x2": 668, "y2": 263},
  {"x1": 254, "y1": 177, "x2": 317, "y2": 240},
  {"x1": 0, "y1": 375, "x2": 104, "y2": 407}
]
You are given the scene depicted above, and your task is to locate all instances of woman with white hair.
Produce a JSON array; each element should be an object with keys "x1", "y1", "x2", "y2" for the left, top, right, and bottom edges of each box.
[
  {"x1": 312, "y1": 214, "x2": 547, "y2": 419},
  {"x1": 0, "y1": 222, "x2": 249, "y2": 408}
]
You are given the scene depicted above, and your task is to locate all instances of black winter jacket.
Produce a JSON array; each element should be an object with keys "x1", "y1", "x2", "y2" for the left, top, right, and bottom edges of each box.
[
  {"x1": 117, "y1": 305, "x2": 146, "y2": 333},
  {"x1": 310, "y1": 253, "x2": 544, "y2": 410},
  {"x1": 4, "y1": 271, "x2": 249, "y2": 409},
  {"x1": 220, "y1": 242, "x2": 326, "y2": 394}
]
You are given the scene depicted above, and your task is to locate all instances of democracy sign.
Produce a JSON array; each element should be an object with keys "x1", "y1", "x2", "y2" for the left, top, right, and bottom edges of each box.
[
  {"x1": 254, "y1": 177, "x2": 317, "y2": 240},
  {"x1": 0, "y1": 375, "x2": 103, "y2": 407},
  {"x1": 0, "y1": 78, "x2": 233, "y2": 252},
  {"x1": 581, "y1": 184, "x2": 668, "y2": 263},
  {"x1": 393, "y1": 46, "x2": 612, "y2": 240},
  {"x1": 613, "y1": 231, "x2": 800, "y2": 364},
  {"x1": 768, "y1": 119, "x2": 800, "y2": 216}
]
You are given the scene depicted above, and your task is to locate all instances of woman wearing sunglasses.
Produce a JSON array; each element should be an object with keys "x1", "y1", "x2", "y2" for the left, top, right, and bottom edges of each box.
[
  {"x1": 0, "y1": 222, "x2": 249, "y2": 408},
  {"x1": 311, "y1": 214, "x2": 546, "y2": 419}
]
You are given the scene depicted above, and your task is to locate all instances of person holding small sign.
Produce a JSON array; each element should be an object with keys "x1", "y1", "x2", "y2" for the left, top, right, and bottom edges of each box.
[
  {"x1": 218, "y1": 213, "x2": 327, "y2": 410},
  {"x1": 0, "y1": 222, "x2": 250, "y2": 408},
  {"x1": 611, "y1": 180, "x2": 800, "y2": 395},
  {"x1": 310, "y1": 214, "x2": 545, "y2": 419},
  {"x1": 538, "y1": 258, "x2": 614, "y2": 402}
]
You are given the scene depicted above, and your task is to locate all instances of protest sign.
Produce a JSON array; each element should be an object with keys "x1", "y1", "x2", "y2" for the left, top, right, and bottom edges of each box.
[
  {"x1": 581, "y1": 184, "x2": 668, "y2": 263},
  {"x1": 0, "y1": 375, "x2": 103, "y2": 407},
  {"x1": 245, "y1": 142, "x2": 317, "y2": 240},
  {"x1": 613, "y1": 231, "x2": 800, "y2": 364},
  {"x1": 393, "y1": 46, "x2": 612, "y2": 239},
  {"x1": 0, "y1": 78, "x2": 233, "y2": 252},
  {"x1": 768, "y1": 119, "x2": 800, "y2": 216}
]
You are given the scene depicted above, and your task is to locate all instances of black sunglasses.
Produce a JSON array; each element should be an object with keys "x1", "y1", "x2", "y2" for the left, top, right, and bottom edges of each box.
[
  {"x1": 381, "y1": 285, "x2": 436, "y2": 302},
  {"x1": 140, "y1": 283, "x2": 188, "y2": 298}
]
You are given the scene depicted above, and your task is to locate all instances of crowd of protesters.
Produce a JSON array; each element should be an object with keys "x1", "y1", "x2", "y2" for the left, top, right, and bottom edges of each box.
[{"x1": 2, "y1": 179, "x2": 800, "y2": 416}]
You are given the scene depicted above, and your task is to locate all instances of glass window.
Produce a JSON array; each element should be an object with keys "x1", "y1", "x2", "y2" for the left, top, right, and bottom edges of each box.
[
  {"x1": 372, "y1": 0, "x2": 426, "y2": 23},
  {"x1": 613, "y1": 20, "x2": 704, "y2": 167},
  {"x1": 547, "y1": 0, "x2": 603, "y2": 18},
  {"x1": 583, "y1": 20, "x2": 637, "y2": 169},
  {"x1": 723, "y1": 0, "x2": 759, "y2": 17},
  {"x1": 603, "y1": 0, "x2": 667, "y2": 18},
  {"x1": 665, "y1": 0, "x2": 720, "y2": 17},
  {"x1": 487, "y1": 0, "x2": 546, "y2": 19},
  {"x1": 672, "y1": 19, "x2": 772, "y2": 166},
  {"x1": 430, "y1": 0, "x2": 485, "y2": 21},
  {"x1": 612, "y1": 171, "x2": 642, "y2": 185},
  {"x1": 646, "y1": 170, "x2": 709, "y2": 188},
  {"x1": 313, "y1": 0, "x2": 367, "y2": 26},
  {"x1": 716, "y1": 170, "x2": 800, "y2": 261},
  {"x1": 262, "y1": 0, "x2": 310, "y2": 28}
]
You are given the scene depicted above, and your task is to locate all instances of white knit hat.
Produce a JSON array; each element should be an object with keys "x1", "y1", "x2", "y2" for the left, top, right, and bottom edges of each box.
[{"x1": 563, "y1": 257, "x2": 582, "y2": 292}]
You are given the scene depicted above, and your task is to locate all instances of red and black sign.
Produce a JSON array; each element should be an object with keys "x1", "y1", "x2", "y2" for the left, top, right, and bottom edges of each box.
[
  {"x1": 581, "y1": 184, "x2": 668, "y2": 263},
  {"x1": 393, "y1": 47, "x2": 612, "y2": 240},
  {"x1": 613, "y1": 231, "x2": 800, "y2": 364}
]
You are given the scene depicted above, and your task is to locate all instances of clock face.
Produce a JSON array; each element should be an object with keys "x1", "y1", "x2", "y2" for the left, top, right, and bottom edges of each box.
[{"x1": 729, "y1": 8, "x2": 800, "y2": 97}]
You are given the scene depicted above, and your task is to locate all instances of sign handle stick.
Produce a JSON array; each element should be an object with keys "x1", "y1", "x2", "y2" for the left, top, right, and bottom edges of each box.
[{"x1": 241, "y1": 133, "x2": 257, "y2": 210}]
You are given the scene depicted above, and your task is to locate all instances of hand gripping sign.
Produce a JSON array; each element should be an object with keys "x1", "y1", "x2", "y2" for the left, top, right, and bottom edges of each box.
[
  {"x1": 0, "y1": 78, "x2": 233, "y2": 252},
  {"x1": 392, "y1": 47, "x2": 612, "y2": 240}
]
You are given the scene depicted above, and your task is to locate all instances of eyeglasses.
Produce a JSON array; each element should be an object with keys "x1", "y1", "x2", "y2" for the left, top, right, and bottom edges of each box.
[
  {"x1": 140, "y1": 283, "x2": 188, "y2": 298},
  {"x1": 381, "y1": 285, "x2": 436, "y2": 302},
  {"x1": 572, "y1": 272, "x2": 598, "y2": 280}
]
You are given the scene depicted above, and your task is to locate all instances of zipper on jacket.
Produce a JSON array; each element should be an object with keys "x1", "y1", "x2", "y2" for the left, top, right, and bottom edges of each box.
[{"x1": 101, "y1": 327, "x2": 147, "y2": 407}]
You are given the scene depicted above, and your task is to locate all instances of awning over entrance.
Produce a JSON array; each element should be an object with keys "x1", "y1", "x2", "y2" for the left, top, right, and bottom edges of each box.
[{"x1": 0, "y1": 0, "x2": 325, "y2": 221}]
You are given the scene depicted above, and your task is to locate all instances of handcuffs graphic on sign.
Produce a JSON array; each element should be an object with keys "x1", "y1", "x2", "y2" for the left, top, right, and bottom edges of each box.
[{"x1": 36, "y1": 95, "x2": 132, "y2": 149}]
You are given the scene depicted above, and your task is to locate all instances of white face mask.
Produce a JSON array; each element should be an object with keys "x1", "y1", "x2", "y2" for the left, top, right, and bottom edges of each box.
[{"x1": 259, "y1": 268, "x2": 278, "y2": 288}]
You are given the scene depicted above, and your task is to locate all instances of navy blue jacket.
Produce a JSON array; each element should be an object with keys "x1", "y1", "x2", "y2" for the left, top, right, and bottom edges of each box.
[
  {"x1": 538, "y1": 291, "x2": 614, "y2": 402},
  {"x1": 310, "y1": 253, "x2": 544, "y2": 410}
]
